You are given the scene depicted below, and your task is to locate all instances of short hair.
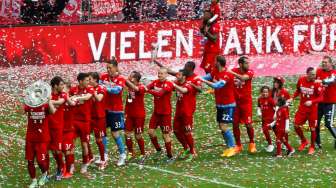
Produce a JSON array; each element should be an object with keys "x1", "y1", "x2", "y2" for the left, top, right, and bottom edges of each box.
[
  {"x1": 238, "y1": 56, "x2": 248, "y2": 65},
  {"x1": 306, "y1": 67, "x2": 315, "y2": 74},
  {"x1": 323, "y1": 55, "x2": 333, "y2": 63},
  {"x1": 77, "y1": 73, "x2": 89, "y2": 82},
  {"x1": 109, "y1": 58, "x2": 118, "y2": 67},
  {"x1": 277, "y1": 97, "x2": 286, "y2": 107},
  {"x1": 216, "y1": 55, "x2": 226, "y2": 67},
  {"x1": 185, "y1": 61, "x2": 196, "y2": 71},
  {"x1": 50, "y1": 76, "x2": 64, "y2": 88},
  {"x1": 260, "y1": 85, "x2": 270, "y2": 93},
  {"x1": 178, "y1": 69, "x2": 189, "y2": 77},
  {"x1": 132, "y1": 71, "x2": 142, "y2": 82},
  {"x1": 89, "y1": 72, "x2": 100, "y2": 83}
]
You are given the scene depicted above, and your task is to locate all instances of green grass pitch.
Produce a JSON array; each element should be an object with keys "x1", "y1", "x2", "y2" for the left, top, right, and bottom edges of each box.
[{"x1": 0, "y1": 76, "x2": 335, "y2": 188}]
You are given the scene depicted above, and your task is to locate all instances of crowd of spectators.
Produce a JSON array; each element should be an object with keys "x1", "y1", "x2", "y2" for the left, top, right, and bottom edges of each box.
[{"x1": 0, "y1": 0, "x2": 335, "y2": 25}]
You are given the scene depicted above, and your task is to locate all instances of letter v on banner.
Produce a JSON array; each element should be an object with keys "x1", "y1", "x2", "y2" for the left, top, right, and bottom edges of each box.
[{"x1": 88, "y1": 32, "x2": 107, "y2": 61}]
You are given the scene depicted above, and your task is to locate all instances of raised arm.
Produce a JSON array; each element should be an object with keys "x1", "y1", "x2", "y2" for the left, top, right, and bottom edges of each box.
[{"x1": 126, "y1": 79, "x2": 139, "y2": 92}]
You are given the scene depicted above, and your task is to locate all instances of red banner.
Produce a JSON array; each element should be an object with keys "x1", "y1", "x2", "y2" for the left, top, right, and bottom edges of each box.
[
  {"x1": 1, "y1": 16, "x2": 336, "y2": 76},
  {"x1": 91, "y1": 0, "x2": 123, "y2": 17}
]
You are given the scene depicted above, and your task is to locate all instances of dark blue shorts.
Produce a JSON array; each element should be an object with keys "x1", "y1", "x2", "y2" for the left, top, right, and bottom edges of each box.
[
  {"x1": 216, "y1": 106, "x2": 235, "y2": 124},
  {"x1": 106, "y1": 111, "x2": 125, "y2": 132}
]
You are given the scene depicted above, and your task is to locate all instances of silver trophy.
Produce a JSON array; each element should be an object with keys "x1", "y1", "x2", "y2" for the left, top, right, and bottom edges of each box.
[{"x1": 24, "y1": 80, "x2": 51, "y2": 108}]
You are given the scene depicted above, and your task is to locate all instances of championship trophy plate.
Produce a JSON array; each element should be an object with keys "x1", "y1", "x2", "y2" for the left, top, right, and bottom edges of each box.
[{"x1": 24, "y1": 80, "x2": 51, "y2": 108}]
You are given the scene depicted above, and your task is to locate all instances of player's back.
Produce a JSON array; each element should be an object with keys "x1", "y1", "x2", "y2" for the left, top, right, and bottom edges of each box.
[{"x1": 213, "y1": 70, "x2": 235, "y2": 105}]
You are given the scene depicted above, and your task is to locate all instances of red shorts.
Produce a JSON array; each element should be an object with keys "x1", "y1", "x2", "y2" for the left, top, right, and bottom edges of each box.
[
  {"x1": 49, "y1": 128, "x2": 63, "y2": 151},
  {"x1": 125, "y1": 116, "x2": 145, "y2": 134},
  {"x1": 25, "y1": 141, "x2": 49, "y2": 162},
  {"x1": 234, "y1": 102, "x2": 253, "y2": 125},
  {"x1": 294, "y1": 109, "x2": 317, "y2": 128},
  {"x1": 275, "y1": 128, "x2": 286, "y2": 141},
  {"x1": 73, "y1": 120, "x2": 90, "y2": 142},
  {"x1": 62, "y1": 131, "x2": 75, "y2": 151},
  {"x1": 200, "y1": 52, "x2": 218, "y2": 73},
  {"x1": 90, "y1": 118, "x2": 106, "y2": 138},
  {"x1": 173, "y1": 114, "x2": 193, "y2": 132},
  {"x1": 149, "y1": 113, "x2": 172, "y2": 133},
  {"x1": 262, "y1": 119, "x2": 274, "y2": 128}
]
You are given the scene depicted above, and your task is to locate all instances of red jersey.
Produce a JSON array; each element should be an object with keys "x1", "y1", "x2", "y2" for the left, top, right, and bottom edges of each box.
[
  {"x1": 25, "y1": 104, "x2": 50, "y2": 142},
  {"x1": 100, "y1": 73, "x2": 126, "y2": 112},
  {"x1": 232, "y1": 68, "x2": 254, "y2": 102},
  {"x1": 69, "y1": 85, "x2": 94, "y2": 122},
  {"x1": 210, "y1": 2, "x2": 221, "y2": 20},
  {"x1": 211, "y1": 69, "x2": 236, "y2": 105},
  {"x1": 316, "y1": 68, "x2": 336, "y2": 103},
  {"x1": 147, "y1": 79, "x2": 174, "y2": 115},
  {"x1": 48, "y1": 92, "x2": 67, "y2": 129},
  {"x1": 272, "y1": 88, "x2": 290, "y2": 103},
  {"x1": 125, "y1": 84, "x2": 146, "y2": 118},
  {"x1": 275, "y1": 106, "x2": 289, "y2": 130},
  {"x1": 175, "y1": 78, "x2": 201, "y2": 116},
  {"x1": 63, "y1": 103, "x2": 74, "y2": 132},
  {"x1": 258, "y1": 96, "x2": 276, "y2": 121},
  {"x1": 204, "y1": 22, "x2": 221, "y2": 53},
  {"x1": 91, "y1": 85, "x2": 107, "y2": 119},
  {"x1": 293, "y1": 76, "x2": 323, "y2": 111}
]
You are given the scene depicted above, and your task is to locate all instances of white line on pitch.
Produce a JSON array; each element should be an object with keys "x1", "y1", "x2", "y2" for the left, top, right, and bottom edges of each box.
[{"x1": 129, "y1": 163, "x2": 245, "y2": 188}]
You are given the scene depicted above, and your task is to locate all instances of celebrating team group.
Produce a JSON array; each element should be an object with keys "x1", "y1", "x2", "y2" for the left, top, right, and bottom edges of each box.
[{"x1": 23, "y1": 1, "x2": 336, "y2": 187}]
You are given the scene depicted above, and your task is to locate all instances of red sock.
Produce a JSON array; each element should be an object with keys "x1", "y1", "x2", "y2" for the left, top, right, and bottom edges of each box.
[
  {"x1": 27, "y1": 161, "x2": 36, "y2": 179},
  {"x1": 150, "y1": 136, "x2": 161, "y2": 151},
  {"x1": 125, "y1": 137, "x2": 134, "y2": 154},
  {"x1": 46, "y1": 153, "x2": 50, "y2": 170},
  {"x1": 283, "y1": 140, "x2": 293, "y2": 151},
  {"x1": 233, "y1": 124, "x2": 241, "y2": 146},
  {"x1": 262, "y1": 126, "x2": 272, "y2": 145},
  {"x1": 165, "y1": 142, "x2": 173, "y2": 158},
  {"x1": 285, "y1": 133, "x2": 289, "y2": 142},
  {"x1": 88, "y1": 143, "x2": 93, "y2": 160},
  {"x1": 65, "y1": 154, "x2": 74, "y2": 173},
  {"x1": 247, "y1": 125, "x2": 255, "y2": 143},
  {"x1": 37, "y1": 159, "x2": 49, "y2": 173},
  {"x1": 137, "y1": 138, "x2": 145, "y2": 155},
  {"x1": 311, "y1": 130, "x2": 316, "y2": 148},
  {"x1": 96, "y1": 140, "x2": 105, "y2": 161},
  {"x1": 276, "y1": 140, "x2": 282, "y2": 155},
  {"x1": 53, "y1": 152, "x2": 64, "y2": 171},
  {"x1": 185, "y1": 133, "x2": 195, "y2": 154},
  {"x1": 83, "y1": 154, "x2": 89, "y2": 164},
  {"x1": 295, "y1": 126, "x2": 306, "y2": 142},
  {"x1": 174, "y1": 131, "x2": 188, "y2": 150}
]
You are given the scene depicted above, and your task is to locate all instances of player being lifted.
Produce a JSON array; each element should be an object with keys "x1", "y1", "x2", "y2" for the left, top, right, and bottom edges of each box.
[
  {"x1": 290, "y1": 67, "x2": 323, "y2": 155},
  {"x1": 25, "y1": 98, "x2": 56, "y2": 188},
  {"x1": 69, "y1": 73, "x2": 94, "y2": 173},
  {"x1": 228, "y1": 56, "x2": 257, "y2": 154},
  {"x1": 100, "y1": 59, "x2": 127, "y2": 166},
  {"x1": 200, "y1": 10, "x2": 221, "y2": 74},
  {"x1": 89, "y1": 72, "x2": 108, "y2": 170},
  {"x1": 173, "y1": 69, "x2": 202, "y2": 161},
  {"x1": 124, "y1": 71, "x2": 147, "y2": 164},
  {"x1": 201, "y1": 56, "x2": 237, "y2": 157},
  {"x1": 147, "y1": 68, "x2": 175, "y2": 163}
]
